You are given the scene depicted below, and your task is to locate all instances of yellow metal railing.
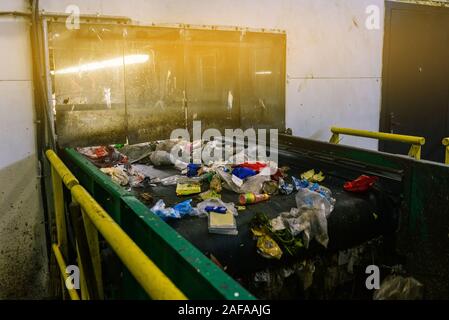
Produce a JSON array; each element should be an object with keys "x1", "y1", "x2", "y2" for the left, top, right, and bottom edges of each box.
[
  {"x1": 329, "y1": 127, "x2": 426, "y2": 160},
  {"x1": 46, "y1": 150, "x2": 187, "y2": 300},
  {"x1": 443, "y1": 138, "x2": 449, "y2": 165}
]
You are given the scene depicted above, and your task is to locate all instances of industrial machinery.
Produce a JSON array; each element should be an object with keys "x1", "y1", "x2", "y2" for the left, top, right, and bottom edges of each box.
[{"x1": 34, "y1": 15, "x2": 449, "y2": 300}]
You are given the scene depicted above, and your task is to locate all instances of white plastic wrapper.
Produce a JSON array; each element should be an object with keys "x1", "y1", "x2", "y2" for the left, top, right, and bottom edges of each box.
[{"x1": 216, "y1": 168, "x2": 271, "y2": 194}]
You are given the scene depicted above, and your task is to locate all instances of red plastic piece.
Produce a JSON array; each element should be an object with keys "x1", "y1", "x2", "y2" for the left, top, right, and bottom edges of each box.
[
  {"x1": 236, "y1": 162, "x2": 268, "y2": 172},
  {"x1": 344, "y1": 175, "x2": 379, "y2": 193}
]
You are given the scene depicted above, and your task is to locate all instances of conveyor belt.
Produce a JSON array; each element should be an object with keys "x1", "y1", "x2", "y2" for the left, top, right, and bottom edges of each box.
[{"x1": 131, "y1": 153, "x2": 399, "y2": 277}]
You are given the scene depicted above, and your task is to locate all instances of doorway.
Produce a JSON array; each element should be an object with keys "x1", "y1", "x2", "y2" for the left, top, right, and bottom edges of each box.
[{"x1": 380, "y1": 1, "x2": 449, "y2": 162}]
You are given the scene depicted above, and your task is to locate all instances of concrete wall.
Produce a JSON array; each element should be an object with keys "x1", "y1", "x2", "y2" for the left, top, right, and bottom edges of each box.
[
  {"x1": 40, "y1": 0, "x2": 385, "y2": 150},
  {"x1": 0, "y1": 0, "x2": 49, "y2": 299}
]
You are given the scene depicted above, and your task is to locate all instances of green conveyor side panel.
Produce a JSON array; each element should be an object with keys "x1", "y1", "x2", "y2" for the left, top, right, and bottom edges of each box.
[{"x1": 63, "y1": 147, "x2": 255, "y2": 300}]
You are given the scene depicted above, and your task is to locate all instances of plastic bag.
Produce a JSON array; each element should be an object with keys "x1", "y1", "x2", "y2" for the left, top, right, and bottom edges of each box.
[
  {"x1": 293, "y1": 178, "x2": 335, "y2": 213},
  {"x1": 150, "y1": 199, "x2": 180, "y2": 220},
  {"x1": 293, "y1": 189, "x2": 331, "y2": 248},
  {"x1": 296, "y1": 187, "x2": 332, "y2": 217},
  {"x1": 149, "y1": 151, "x2": 174, "y2": 166},
  {"x1": 216, "y1": 168, "x2": 271, "y2": 194},
  {"x1": 173, "y1": 199, "x2": 199, "y2": 217},
  {"x1": 159, "y1": 175, "x2": 184, "y2": 186},
  {"x1": 373, "y1": 275, "x2": 423, "y2": 300}
]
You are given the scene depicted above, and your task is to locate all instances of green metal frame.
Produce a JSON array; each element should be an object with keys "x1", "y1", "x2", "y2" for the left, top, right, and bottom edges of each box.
[
  {"x1": 63, "y1": 148, "x2": 254, "y2": 300},
  {"x1": 279, "y1": 134, "x2": 449, "y2": 298}
]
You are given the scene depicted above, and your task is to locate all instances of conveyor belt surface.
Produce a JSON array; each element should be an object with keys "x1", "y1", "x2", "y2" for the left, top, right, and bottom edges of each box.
[{"x1": 131, "y1": 153, "x2": 397, "y2": 277}]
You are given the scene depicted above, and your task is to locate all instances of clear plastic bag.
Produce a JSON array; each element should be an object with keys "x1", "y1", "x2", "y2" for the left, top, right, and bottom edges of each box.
[
  {"x1": 296, "y1": 187, "x2": 332, "y2": 217},
  {"x1": 373, "y1": 275, "x2": 424, "y2": 300},
  {"x1": 159, "y1": 175, "x2": 184, "y2": 186},
  {"x1": 216, "y1": 168, "x2": 271, "y2": 194},
  {"x1": 293, "y1": 189, "x2": 331, "y2": 248},
  {"x1": 149, "y1": 150, "x2": 174, "y2": 166}
]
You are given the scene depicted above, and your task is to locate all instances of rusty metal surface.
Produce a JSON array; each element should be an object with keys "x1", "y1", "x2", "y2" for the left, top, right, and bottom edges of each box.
[{"x1": 56, "y1": 110, "x2": 127, "y2": 147}]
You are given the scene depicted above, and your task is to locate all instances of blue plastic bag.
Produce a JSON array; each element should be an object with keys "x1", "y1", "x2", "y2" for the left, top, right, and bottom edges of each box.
[
  {"x1": 151, "y1": 199, "x2": 180, "y2": 221},
  {"x1": 173, "y1": 199, "x2": 197, "y2": 217}
]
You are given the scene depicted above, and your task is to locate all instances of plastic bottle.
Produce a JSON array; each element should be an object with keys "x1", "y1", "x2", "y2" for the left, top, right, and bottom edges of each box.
[{"x1": 239, "y1": 193, "x2": 270, "y2": 205}]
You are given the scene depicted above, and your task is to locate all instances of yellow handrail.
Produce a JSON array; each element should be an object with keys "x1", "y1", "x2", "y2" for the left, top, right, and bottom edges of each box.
[
  {"x1": 330, "y1": 126, "x2": 425, "y2": 160},
  {"x1": 45, "y1": 150, "x2": 187, "y2": 300},
  {"x1": 443, "y1": 138, "x2": 449, "y2": 164}
]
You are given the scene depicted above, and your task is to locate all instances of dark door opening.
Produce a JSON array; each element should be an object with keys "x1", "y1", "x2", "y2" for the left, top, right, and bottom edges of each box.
[{"x1": 380, "y1": 1, "x2": 449, "y2": 163}]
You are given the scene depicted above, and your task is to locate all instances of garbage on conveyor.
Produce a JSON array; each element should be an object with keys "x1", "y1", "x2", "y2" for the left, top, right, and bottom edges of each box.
[
  {"x1": 216, "y1": 167, "x2": 272, "y2": 194},
  {"x1": 232, "y1": 167, "x2": 258, "y2": 180},
  {"x1": 344, "y1": 175, "x2": 379, "y2": 193},
  {"x1": 209, "y1": 174, "x2": 223, "y2": 193},
  {"x1": 208, "y1": 209, "x2": 238, "y2": 235},
  {"x1": 78, "y1": 141, "x2": 339, "y2": 243},
  {"x1": 149, "y1": 150, "x2": 175, "y2": 166},
  {"x1": 262, "y1": 181, "x2": 278, "y2": 195},
  {"x1": 251, "y1": 227, "x2": 283, "y2": 260},
  {"x1": 150, "y1": 199, "x2": 181, "y2": 220},
  {"x1": 278, "y1": 178, "x2": 294, "y2": 195},
  {"x1": 197, "y1": 198, "x2": 237, "y2": 217},
  {"x1": 292, "y1": 176, "x2": 336, "y2": 211},
  {"x1": 205, "y1": 206, "x2": 227, "y2": 214},
  {"x1": 176, "y1": 182, "x2": 201, "y2": 196},
  {"x1": 77, "y1": 145, "x2": 128, "y2": 168},
  {"x1": 150, "y1": 199, "x2": 198, "y2": 221},
  {"x1": 187, "y1": 163, "x2": 202, "y2": 177},
  {"x1": 173, "y1": 199, "x2": 199, "y2": 217},
  {"x1": 373, "y1": 275, "x2": 424, "y2": 300},
  {"x1": 249, "y1": 179, "x2": 335, "y2": 258},
  {"x1": 300, "y1": 169, "x2": 325, "y2": 183},
  {"x1": 256, "y1": 235, "x2": 283, "y2": 260},
  {"x1": 239, "y1": 193, "x2": 270, "y2": 205},
  {"x1": 119, "y1": 142, "x2": 154, "y2": 164},
  {"x1": 100, "y1": 167, "x2": 129, "y2": 186},
  {"x1": 159, "y1": 175, "x2": 184, "y2": 186},
  {"x1": 199, "y1": 190, "x2": 221, "y2": 200},
  {"x1": 250, "y1": 213, "x2": 304, "y2": 259}
]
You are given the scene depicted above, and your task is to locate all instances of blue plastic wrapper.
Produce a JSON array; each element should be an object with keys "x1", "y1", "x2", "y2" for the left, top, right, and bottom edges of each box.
[
  {"x1": 279, "y1": 178, "x2": 294, "y2": 195},
  {"x1": 232, "y1": 167, "x2": 257, "y2": 180},
  {"x1": 292, "y1": 176, "x2": 309, "y2": 190},
  {"x1": 187, "y1": 163, "x2": 202, "y2": 177},
  {"x1": 204, "y1": 206, "x2": 227, "y2": 214}
]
